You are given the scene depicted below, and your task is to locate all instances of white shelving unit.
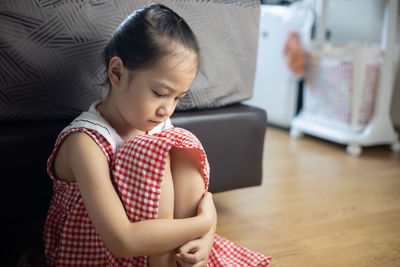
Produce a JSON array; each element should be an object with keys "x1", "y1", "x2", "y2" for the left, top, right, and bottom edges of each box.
[{"x1": 290, "y1": 0, "x2": 400, "y2": 156}]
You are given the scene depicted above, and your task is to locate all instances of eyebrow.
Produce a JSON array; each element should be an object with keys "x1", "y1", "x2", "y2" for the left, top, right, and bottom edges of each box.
[{"x1": 152, "y1": 81, "x2": 189, "y2": 95}]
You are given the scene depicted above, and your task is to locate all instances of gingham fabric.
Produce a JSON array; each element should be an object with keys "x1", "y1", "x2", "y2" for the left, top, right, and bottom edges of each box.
[{"x1": 44, "y1": 121, "x2": 271, "y2": 266}]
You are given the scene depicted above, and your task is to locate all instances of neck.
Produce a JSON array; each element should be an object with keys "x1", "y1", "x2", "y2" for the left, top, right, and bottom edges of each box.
[{"x1": 97, "y1": 97, "x2": 144, "y2": 142}]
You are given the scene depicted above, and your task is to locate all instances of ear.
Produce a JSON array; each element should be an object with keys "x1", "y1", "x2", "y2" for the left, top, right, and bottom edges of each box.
[{"x1": 108, "y1": 56, "x2": 125, "y2": 87}]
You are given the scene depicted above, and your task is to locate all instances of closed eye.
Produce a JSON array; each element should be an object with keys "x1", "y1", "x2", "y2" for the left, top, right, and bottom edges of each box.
[{"x1": 153, "y1": 91, "x2": 166, "y2": 98}]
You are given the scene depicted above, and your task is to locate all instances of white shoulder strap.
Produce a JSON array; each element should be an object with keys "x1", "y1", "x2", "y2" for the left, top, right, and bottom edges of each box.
[
  {"x1": 61, "y1": 103, "x2": 124, "y2": 153},
  {"x1": 60, "y1": 102, "x2": 173, "y2": 151}
]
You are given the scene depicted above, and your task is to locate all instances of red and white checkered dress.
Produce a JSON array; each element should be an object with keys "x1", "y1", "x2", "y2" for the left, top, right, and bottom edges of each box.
[{"x1": 44, "y1": 105, "x2": 271, "y2": 266}]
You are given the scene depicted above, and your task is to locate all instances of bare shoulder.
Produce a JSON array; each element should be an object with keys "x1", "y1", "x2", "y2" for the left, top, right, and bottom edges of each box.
[{"x1": 54, "y1": 132, "x2": 107, "y2": 182}]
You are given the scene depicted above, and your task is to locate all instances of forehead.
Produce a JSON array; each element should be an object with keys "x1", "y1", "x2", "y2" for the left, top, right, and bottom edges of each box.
[
  {"x1": 158, "y1": 45, "x2": 199, "y2": 73},
  {"x1": 139, "y1": 51, "x2": 198, "y2": 88}
]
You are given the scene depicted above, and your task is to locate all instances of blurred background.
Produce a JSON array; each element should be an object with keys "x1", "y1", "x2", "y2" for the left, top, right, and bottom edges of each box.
[{"x1": 246, "y1": 0, "x2": 400, "y2": 156}]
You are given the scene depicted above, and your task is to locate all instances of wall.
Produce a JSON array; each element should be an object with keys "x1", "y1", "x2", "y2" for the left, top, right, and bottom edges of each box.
[{"x1": 326, "y1": 0, "x2": 400, "y2": 127}]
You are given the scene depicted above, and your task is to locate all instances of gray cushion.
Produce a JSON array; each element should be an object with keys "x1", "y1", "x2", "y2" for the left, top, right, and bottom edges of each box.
[{"x1": 0, "y1": 0, "x2": 259, "y2": 120}]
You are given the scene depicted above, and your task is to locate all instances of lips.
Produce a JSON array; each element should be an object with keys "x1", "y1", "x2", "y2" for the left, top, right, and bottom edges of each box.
[{"x1": 149, "y1": 120, "x2": 161, "y2": 124}]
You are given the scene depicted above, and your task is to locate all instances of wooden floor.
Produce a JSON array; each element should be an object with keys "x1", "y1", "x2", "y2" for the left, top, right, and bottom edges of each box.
[{"x1": 213, "y1": 127, "x2": 400, "y2": 267}]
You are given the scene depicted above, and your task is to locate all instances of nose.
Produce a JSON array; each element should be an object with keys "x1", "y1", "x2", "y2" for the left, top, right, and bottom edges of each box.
[{"x1": 156, "y1": 100, "x2": 176, "y2": 119}]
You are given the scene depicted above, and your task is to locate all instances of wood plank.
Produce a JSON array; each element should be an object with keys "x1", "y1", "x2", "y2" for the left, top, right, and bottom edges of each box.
[{"x1": 213, "y1": 127, "x2": 400, "y2": 266}]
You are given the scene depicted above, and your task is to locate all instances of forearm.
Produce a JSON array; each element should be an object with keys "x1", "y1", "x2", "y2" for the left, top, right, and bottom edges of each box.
[
  {"x1": 175, "y1": 204, "x2": 217, "y2": 266},
  {"x1": 204, "y1": 213, "x2": 217, "y2": 242},
  {"x1": 201, "y1": 203, "x2": 217, "y2": 249},
  {"x1": 115, "y1": 216, "x2": 211, "y2": 258}
]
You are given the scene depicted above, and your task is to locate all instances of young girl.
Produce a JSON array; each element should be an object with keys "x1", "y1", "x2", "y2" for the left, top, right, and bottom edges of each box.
[{"x1": 44, "y1": 4, "x2": 271, "y2": 266}]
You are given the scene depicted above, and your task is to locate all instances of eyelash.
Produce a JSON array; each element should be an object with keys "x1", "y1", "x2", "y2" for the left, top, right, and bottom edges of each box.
[
  {"x1": 153, "y1": 90, "x2": 183, "y2": 101},
  {"x1": 153, "y1": 91, "x2": 166, "y2": 98}
]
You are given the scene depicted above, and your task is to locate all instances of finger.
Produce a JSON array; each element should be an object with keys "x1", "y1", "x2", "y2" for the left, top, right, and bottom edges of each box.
[
  {"x1": 176, "y1": 254, "x2": 188, "y2": 266},
  {"x1": 179, "y1": 241, "x2": 199, "y2": 254},
  {"x1": 203, "y1": 191, "x2": 212, "y2": 199},
  {"x1": 192, "y1": 259, "x2": 208, "y2": 267},
  {"x1": 176, "y1": 255, "x2": 192, "y2": 267},
  {"x1": 179, "y1": 251, "x2": 204, "y2": 264},
  {"x1": 177, "y1": 253, "x2": 199, "y2": 264},
  {"x1": 177, "y1": 253, "x2": 203, "y2": 267}
]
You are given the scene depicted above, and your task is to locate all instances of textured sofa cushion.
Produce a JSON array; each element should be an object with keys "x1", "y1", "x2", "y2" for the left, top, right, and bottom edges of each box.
[{"x1": 0, "y1": 0, "x2": 259, "y2": 120}]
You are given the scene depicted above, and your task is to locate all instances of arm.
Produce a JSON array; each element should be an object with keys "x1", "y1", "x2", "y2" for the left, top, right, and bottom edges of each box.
[
  {"x1": 64, "y1": 132, "x2": 214, "y2": 258},
  {"x1": 176, "y1": 202, "x2": 217, "y2": 266}
]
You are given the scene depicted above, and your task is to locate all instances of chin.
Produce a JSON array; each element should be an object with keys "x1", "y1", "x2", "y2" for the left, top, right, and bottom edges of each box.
[
  {"x1": 142, "y1": 125, "x2": 157, "y2": 133},
  {"x1": 144, "y1": 121, "x2": 162, "y2": 131}
]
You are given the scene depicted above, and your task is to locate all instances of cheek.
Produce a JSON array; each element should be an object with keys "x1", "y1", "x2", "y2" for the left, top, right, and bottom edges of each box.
[
  {"x1": 130, "y1": 91, "x2": 157, "y2": 116},
  {"x1": 117, "y1": 89, "x2": 140, "y2": 119}
]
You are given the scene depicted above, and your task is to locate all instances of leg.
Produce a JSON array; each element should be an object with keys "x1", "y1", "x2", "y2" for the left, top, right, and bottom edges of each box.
[
  {"x1": 170, "y1": 148, "x2": 216, "y2": 267},
  {"x1": 147, "y1": 155, "x2": 177, "y2": 267},
  {"x1": 170, "y1": 148, "x2": 205, "y2": 219}
]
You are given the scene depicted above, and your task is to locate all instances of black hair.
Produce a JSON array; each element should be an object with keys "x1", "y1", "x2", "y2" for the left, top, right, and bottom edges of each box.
[{"x1": 103, "y1": 4, "x2": 200, "y2": 88}]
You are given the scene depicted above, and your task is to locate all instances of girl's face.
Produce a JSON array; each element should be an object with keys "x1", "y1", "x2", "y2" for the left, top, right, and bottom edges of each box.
[{"x1": 113, "y1": 52, "x2": 198, "y2": 133}]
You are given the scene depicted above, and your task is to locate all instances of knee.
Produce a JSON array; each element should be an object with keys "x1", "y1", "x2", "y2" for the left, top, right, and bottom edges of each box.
[
  {"x1": 169, "y1": 149, "x2": 206, "y2": 195},
  {"x1": 169, "y1": 148, "x2": 202, "y2": 174}
]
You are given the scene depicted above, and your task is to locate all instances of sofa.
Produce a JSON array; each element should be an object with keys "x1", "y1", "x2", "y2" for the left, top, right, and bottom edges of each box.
[
  {"x1": 0, "y1": 104, "x2": 266, "y2": 265},
  {"x1": 0, "y1": 0, "x2": 266, "y2": 265}
]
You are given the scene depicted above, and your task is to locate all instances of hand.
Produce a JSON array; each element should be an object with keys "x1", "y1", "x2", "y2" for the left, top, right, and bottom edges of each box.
[
  {"x1": 178, "y1": 192, "x2": 216, "y2": 267},
  {"x1": 197, "y1": 192, "x2": 215, "y2": 227},
  {"x1": 175, "y1": 236, "x2": 213, "y2": 267}
]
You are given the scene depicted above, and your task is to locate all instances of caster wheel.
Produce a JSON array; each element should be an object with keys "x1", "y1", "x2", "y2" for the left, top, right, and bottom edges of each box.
[
  {"x1": 290, "y1": 127, "x2": 303, "y2": 139},
  {"x1": 391, "y1": 141, "x2": 400, "y2": 153},
  {"x1": 346, "y1": 144, "x2": 362, "y2": 157}
]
